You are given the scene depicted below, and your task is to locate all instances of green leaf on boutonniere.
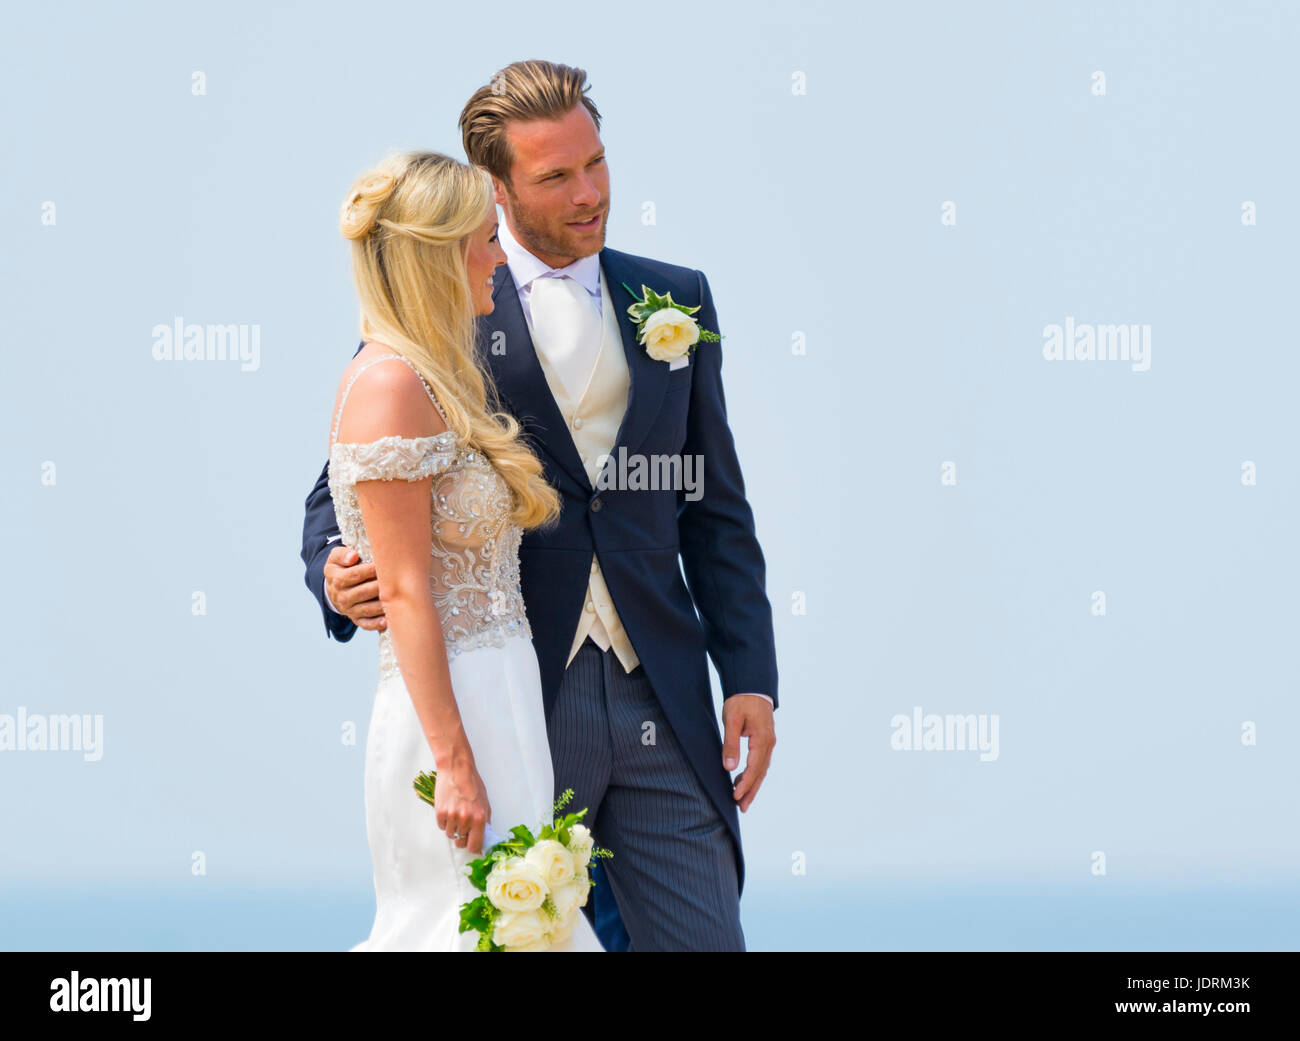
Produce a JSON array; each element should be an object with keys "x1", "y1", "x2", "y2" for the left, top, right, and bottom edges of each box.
[
  {"x1": 623, "y1": 281, "x2": 702, "y2": 320},
  {"x1": 621, "y1": 281, "x2": 722, "y2": 349}
]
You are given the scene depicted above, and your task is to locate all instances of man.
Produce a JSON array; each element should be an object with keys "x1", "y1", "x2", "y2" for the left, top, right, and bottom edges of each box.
[{"x1": 301, "y1": 60, "x2": 778, "y2": 951}]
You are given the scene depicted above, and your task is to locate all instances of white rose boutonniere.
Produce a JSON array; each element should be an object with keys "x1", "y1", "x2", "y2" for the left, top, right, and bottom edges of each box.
[{"x1": 622, "y1": 282, "x2": 722, "y2": 363}]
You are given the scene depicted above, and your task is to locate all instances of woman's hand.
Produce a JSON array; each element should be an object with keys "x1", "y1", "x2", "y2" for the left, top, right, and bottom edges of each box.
[{"x1": 434, "y1": 755, "x2": 492, "y2": 854}]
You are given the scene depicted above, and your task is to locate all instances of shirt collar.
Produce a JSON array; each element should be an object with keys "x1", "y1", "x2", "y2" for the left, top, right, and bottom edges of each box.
[{"x1": 498, "y1": 212, "x2": 601, "y2": 296}]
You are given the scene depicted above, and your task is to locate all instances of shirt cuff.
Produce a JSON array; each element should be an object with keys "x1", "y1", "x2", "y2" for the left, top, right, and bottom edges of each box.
[{"x1": 731, "y1": 692, "x2": 774, "y2": 708}]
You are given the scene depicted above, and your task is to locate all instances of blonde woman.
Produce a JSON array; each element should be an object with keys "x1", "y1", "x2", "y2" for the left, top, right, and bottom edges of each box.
[{"x1": 327, "y1": 151, "x2": 603, "y2": 952}]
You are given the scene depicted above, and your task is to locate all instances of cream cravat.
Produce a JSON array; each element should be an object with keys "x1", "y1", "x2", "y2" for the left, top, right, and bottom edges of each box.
[{"x1": 528, "y1": 275, "x2": 601, "y2": 403}]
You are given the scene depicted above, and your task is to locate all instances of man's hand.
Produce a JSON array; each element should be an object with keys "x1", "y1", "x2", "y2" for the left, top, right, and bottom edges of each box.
[
  {"x1": 324, "y1": 545, "x2": 387, "y2": 631},
  {"x1": 721, "y1": 694, "x2": 776, "y2": 813}
]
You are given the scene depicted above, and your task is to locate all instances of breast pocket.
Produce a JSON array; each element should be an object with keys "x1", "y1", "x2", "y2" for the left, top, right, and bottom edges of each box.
[
  {"x1": 665, "y1": 364, "x2": 693, "y2": 395},
  {"x1": 657, "y1": 367, "x2": 693, "y2": 451}
]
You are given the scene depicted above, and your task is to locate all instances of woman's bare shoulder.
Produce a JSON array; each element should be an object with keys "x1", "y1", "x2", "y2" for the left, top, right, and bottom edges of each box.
[{"x1": 331, "y1": 343, "x2": 447, "y2": 445}]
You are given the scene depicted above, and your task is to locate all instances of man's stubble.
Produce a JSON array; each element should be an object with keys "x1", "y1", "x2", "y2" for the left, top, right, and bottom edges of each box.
[{"x1": 505, "y1": 185, "x2": 609, "y2": 265}]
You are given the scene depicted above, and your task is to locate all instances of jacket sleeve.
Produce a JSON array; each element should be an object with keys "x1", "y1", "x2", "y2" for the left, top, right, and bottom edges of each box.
[
  {"x1": 676, "y1": 268, "x2": 779, "y2": 706},
  {"x1": 301, "y1": 458, "x2": 357, "y2": 642}
]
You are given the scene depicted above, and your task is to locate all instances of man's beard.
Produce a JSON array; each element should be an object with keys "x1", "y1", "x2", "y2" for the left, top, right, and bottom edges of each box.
[{"x1": 506, "y1": 188, "x2": 607, "y2": 261}]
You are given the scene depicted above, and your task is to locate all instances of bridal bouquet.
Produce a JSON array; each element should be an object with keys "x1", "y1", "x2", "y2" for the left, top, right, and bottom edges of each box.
[{"x1": 413, "y1": 771, "x2": 611, "y2": 952}]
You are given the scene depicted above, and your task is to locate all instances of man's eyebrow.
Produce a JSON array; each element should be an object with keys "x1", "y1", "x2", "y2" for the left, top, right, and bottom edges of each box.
[{"x1": 534, "y1": 149, "x2": 605, "y2": 180}]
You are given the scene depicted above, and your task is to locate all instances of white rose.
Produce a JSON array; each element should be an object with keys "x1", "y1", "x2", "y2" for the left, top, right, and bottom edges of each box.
[
  {"x1": 640, "y1": 308, "x2": 699, "y2": 361},
  {"x1": 567, "y1": 823, "x2": 594, "y2": 868},
  {"x1": 495, "y1": 908, "x2": 549, "y2": 950},
  {"x1": 550, "y1": 880, "x2": 583, "y2": 921},
  {"x1": 485, "y1": 858, "x2": 548, "y2": 912},
  {"x1": 524, "y1": 839, "x2": 576, "y2": 888},
  {"x1": 547, "y1": 908, "x2": 578, "y2": 945},
  {"x1": 506, "y1": 938, "x2": 552, "y2": 952}
]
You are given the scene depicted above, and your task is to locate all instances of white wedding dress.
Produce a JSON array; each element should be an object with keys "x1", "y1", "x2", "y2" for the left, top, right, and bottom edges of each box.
[{"x1": 329, "y1": 353, "x2": 604, "y2": 952}]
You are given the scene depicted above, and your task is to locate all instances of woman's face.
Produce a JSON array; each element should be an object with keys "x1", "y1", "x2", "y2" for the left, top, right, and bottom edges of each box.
[{"x1": 465, "y1": 208, "x2": 507, "y2": 315}]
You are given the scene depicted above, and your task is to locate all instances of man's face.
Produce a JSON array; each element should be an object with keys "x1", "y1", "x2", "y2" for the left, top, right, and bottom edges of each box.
[{"x1": 494, "y1": 104, "x2": 610, "y2": 269}]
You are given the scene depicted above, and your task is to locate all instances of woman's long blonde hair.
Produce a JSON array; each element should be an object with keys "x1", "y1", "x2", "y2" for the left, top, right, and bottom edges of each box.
[{"x1": 340, "y1": 151, "x2": 559, "y2": 530}]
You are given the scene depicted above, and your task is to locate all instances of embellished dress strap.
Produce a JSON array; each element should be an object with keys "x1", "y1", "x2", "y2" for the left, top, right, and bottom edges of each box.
[
  {"x1": 330, "y1": 352, "x2": 450, "y2": 449},
  {"x1": 328, "y1": 353, "x2": 459, "y2": 487}
]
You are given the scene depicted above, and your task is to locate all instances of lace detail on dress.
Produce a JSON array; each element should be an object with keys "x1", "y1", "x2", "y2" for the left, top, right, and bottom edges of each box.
[
  {"x1": 330, "y1": 433, "x2": 459, "y2": 488},
  {"x1": 328, "y1": 353, "x2": 531, "y2": 683}
]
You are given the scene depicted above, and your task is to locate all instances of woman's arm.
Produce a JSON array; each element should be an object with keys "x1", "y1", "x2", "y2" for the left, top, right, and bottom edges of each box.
[{"x1": 336, "y1": 357, "x2": 491, "y2": 852}]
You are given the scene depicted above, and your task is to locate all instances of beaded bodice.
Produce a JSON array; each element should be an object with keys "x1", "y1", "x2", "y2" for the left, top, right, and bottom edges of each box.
[{"x1": 328, "y1": 354, "x2": 530, "y2": 681}]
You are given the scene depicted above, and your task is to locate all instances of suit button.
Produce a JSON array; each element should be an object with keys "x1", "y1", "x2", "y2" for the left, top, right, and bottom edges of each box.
[
  {"x1": 585, "y1": 600, "x2": 595, "y2": 612},
  {"x1": 590, "y1": 497, "x2": 603, "y2": 512},
  {"x1": 572, "y1": 416, "x2": 584, "y2": 430}
]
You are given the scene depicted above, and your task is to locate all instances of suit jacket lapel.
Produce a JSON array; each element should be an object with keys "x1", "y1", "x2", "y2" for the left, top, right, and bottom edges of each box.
[{"x1": 600, "y1": 247, "x2": 669, "y2": 460}]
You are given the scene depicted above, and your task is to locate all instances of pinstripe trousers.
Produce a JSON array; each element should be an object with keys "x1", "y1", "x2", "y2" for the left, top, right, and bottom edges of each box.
[{"x1": 547, "y1": 637, "x2": 745, "y2": 952}]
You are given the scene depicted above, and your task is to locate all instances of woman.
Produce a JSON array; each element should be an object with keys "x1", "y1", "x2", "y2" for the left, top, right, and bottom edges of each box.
[{"x1": 328, "y1": 151, "x2": 603, "y2": 952}]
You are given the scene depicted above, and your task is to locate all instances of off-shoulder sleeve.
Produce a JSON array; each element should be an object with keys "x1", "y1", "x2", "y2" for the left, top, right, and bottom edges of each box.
[{"x1": 329, "y1": 433, "x2": 459, "y2": 486}]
